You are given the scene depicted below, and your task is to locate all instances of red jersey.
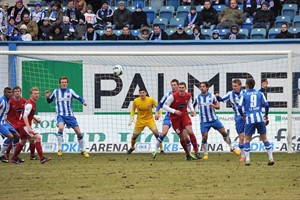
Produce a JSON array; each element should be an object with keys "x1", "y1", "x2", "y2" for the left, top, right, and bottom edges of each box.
[
  {"x1": 18, "y1": 98, "x2": 36, "y2": 127},
  {"x1": 7, "y1": 97, "x2": 26, "y2": 125},
  {"x1": 169, "y1": 92, "x2": 192, "y2": 120}
]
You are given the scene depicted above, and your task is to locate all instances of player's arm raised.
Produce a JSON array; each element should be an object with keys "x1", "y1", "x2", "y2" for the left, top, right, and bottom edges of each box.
[
  {"x1": 45, "y1": 89, "x2": 55, "y2": 103},
  {"x1": 70, "y1": 89, "x2": 87, "y2": 106}
]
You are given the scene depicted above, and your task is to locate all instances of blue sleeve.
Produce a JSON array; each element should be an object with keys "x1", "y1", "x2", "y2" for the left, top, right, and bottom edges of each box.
[
  {"x1": 193, "y1": 96, "x2": 198, "y2": 107},
  {"x1": 261, "y1": 93, "x2": 269, "y2": 115},
  {"x1": 156, "y1": 92, "x2": 169, "y2": 112},
  {"x1": 217, "y1": 91, "x2": 231, "y2": 102},
  {"x1": 70, "y1": 89, "x2": 85, "y2": 104},
  {"x1": 46, "y1": 90, "x2": 56, "y2": 103},
  {"x1": 216, "y1": 96, "x2": 223, "y2": 102}
]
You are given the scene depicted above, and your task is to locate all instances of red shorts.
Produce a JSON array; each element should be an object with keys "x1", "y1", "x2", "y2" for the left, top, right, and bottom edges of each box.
[
  {"x1": 171, "y1": 115, "x2": 192, "y2": 135},
  {"x1": 19, "y1": 126, "x2": 38, "y2": 140}
]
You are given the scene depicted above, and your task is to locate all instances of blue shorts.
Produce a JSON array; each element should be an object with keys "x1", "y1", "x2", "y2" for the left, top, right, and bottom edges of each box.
[
  {"x1": 57, "y1": 115, "x2": 79, "y2": 129},
  {"x1": 235, "y1": 116, "x2": 245, "y2": 134},
  {"x1": 163, "y1": 114, "x2": 171, "y2": 127},
  {"x1": 0, "y1": 123, "x2": 18, "y2": 137},
  {"x1": 200, "y1": 120, "x2": 224, "y2": 133},
  {"x1": 245, "y1": 122, "x2": 266, "y2": 135}
]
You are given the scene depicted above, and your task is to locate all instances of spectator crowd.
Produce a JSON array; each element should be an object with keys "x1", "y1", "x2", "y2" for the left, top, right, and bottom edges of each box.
[{"x1": 0, "y1": 0, "x2": 299, "y2": 41}]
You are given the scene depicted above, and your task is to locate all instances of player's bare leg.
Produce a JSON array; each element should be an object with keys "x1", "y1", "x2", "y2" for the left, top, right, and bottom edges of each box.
[
  {"x1": 74, "y1": 126, "x2": 89, "y2": 158},
  {"x1": 218, "y1": 128, "x2": 240, "y2": 156},
  {"x1": 260, "y1": 134, "x2": 274, "y2": 166}
]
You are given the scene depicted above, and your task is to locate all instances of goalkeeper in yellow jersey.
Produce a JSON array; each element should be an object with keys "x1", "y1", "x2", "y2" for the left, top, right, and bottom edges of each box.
[{"x1": 127, "y1": 88, "x2": 163, "y2": 154}]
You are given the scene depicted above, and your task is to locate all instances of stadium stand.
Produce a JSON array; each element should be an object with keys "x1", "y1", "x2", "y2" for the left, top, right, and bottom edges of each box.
[{"x1": 250, "y1": 28, "x2": 267, "y2": 39}]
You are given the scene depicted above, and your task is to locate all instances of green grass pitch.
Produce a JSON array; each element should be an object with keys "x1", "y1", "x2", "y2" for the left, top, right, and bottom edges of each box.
[{"x1": 0, "y1": 153, "x2": 299, "y2": 200}]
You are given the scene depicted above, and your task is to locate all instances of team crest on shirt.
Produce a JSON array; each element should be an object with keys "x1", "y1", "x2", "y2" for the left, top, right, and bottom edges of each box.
[
  {"x1": 66, "y1": 93, "x2": 71, "y2": 98},
  {"x1": 147, "y1": 104, "x2": 151, "y2": 108}
]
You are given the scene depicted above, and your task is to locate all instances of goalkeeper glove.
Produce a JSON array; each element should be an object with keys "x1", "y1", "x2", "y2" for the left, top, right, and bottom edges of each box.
[{"x1": 128, "y1": 117, "x2": 134, "y2": 126}]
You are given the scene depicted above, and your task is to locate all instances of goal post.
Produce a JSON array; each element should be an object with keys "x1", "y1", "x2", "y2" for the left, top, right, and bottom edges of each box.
[{"x1": 0, "y1": 50, "x2": 298, "y2": 154}]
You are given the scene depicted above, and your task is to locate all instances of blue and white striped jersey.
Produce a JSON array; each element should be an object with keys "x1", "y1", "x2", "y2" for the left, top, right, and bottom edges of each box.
[
  {"x1": 217, "y1": 89, "x2": 245, "y2": 117},
  {"x1": 238, "y1": 89, "x2": 269, "y2": 124},
  {"x1": 194, "y1": 92, "x2": 218, "y2": 123},
  {"x1": 47, "y1": 88, "x2": 85, "y2": 116},
  {"x1": 0, "y1": 96, "x2": 10, "y2": 125},
  {"x1": 156, "y1": 91, "x2": 173, "y2": 116}
]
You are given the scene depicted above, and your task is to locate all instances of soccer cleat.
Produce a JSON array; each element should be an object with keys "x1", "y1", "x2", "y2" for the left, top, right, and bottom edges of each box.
[
  {"x1": 202, "y1": 154, "x2": 209, "y2": 160},
  {"x1": 160, "y1": 150, "x2": 165, "y2": 155},
  {"x1": 30, "y1": 156, "x2": 38, "y2": 160},
  {"x1": 10, "y1": 158, "x2": 20, "y2": 164},
  {"x1": 57, "y1": 150, "x2": 63, "y2": 156},
  {"x1": 239, "y1": 156, "x2": 246, "y2": 162},
  {"x1": 245, "y1": 161, "x2": 251, "y2": 166},
  {"x1": 81, "y1": 151, "x2": 90, "y2": 158},
  {"x1": 152, "y1": 151, "x2": 157, "y2": 159},
  {"x1": 268, "y1": 159, "x2": 275, "y2": 166},
  {"x1": 186, "y1": 154, "x2": 195, "y2": 161},
  {"x1": 231, "y1": 148, "x2": 241, "y2": 156},
  {"x1": 40, "y1": 157, "x2": 52, "y2": 164},
  {"x1": 17, "y1": 157, "x2": 25, "y2": 163},
  {"x1": 195, "y1": 152, "x2": 202, "y2": 159},
  {"x1": 0, "y1": 155, "x2": 9, "y2": 163},
  {"x1": 127, "y1": 148, "x2": 135, "y2": 154}
]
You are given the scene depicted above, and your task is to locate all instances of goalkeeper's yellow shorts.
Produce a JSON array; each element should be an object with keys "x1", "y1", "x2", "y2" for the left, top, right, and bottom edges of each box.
[{"x1": 133, "y1": 119, "x2": 158, "y2": 134}]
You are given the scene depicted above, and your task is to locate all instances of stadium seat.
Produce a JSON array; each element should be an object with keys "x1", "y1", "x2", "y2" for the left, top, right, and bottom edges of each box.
[
  {"x1": 126, "y1": 6, "x2": 136, "y2": 12},
  {"x1": 176, "y1": 6, "x2": 190, "y2": 19},
  {"x1": 95, "y1": 30, "x2": 105, "y2": 36},
  {"x1": 159, "y1": 6, "x2": 175, "y2": 23},
  {"x1": 168, "y1": 18, "x2": 185, "y2": 29},
  {"x1": 238, "y1": 4, "x2": 243, "y2": 11},
  {"x1": 281, "y1": 4, "x2": 298, "y2": 21},
  {"x1": 241, "y1": 17, "x2": 254, "y2": 33},
  {"x1": 201, "y1": 29, "x2": 212, "y2": 39},
  {"x1": 213, "y1": 4, "x2": 226, "y2": 13},
  {"x1": 165, "y1": 0, "x2": 180, "y2": 9},
  {"x1": 268, "y1": 28, "x2": 281, "y2": 39},
  {"x1": 130, "y1": 29, "x2": 140, "y2": 39},
  {"x1": 288, "y1": 27, "x2": 300, "y2": 37},
  {"x1": 132, "y1": 0, "x2": 145, "y2": 7},
  {"x1": 196, "y1": 5, "x2": 204, "y2": 14},
  {"x1": 113, "y1": 30, "x2": 122, "y2": 36},
  {"x1": 143, "y1": 6, "x2": 157, "y2": 24},
  {"x1": 153, "y1": 18, "x2": 168, "y2": 30},
  {"x1": 218, "y1": 29, "x2": 230, "y2": 39},
  {"x1": 165, "y1": 29, "x2": 176, "y2": 37},
  {"x1": 293, "y1": 15, "x2": 300, "y2": 28},
  {"x1": 275, "y1": 16, "x2": 291, "y2": 28},
  {"x1": 250, "y1": 28, "x2": 267, "y2": 39},
  {"x1": 185, "y1": 29, "x2": 193, "y2": 35},
  {"x1": 239, "y1": 28, "x2": 249, "y2": 39}
]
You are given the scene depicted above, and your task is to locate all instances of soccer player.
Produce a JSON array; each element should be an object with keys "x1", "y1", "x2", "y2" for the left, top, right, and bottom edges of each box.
[
  {"x1": 193, "y1": 81, "x2": 240, "y2": 160},
  {"x1": 127, "y1": 88, "x2": 163, "y2": 154},
  {"x1": 215, "y1": 79, "x2": 246, "y2": 162},
  {"x1": 238, "y1": 78, "x2": 274, "y2": 166},
  {"x1": 153, "y1": 79, "x2": 192, "y2": 158},
  {"x1": 45, "y1": 76, "x2": 90, "y2": 158},
  {"x1": 6, "y1": 86, "x2": 37, "y2": 160},
  {"x1": 0, "y1": 87, "x2": 20, "y2": 163},
  {"x1": 11, "y1": 87, "x2": 51, "y2": 164},
  {"x1": 163, "y1": 82, "x2": 201, "y2": 160}
]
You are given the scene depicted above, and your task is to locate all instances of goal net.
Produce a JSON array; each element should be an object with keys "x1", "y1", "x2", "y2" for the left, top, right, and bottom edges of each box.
[{"x1": 0, "y1": 51, "x2": 299, "y2": 154}]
